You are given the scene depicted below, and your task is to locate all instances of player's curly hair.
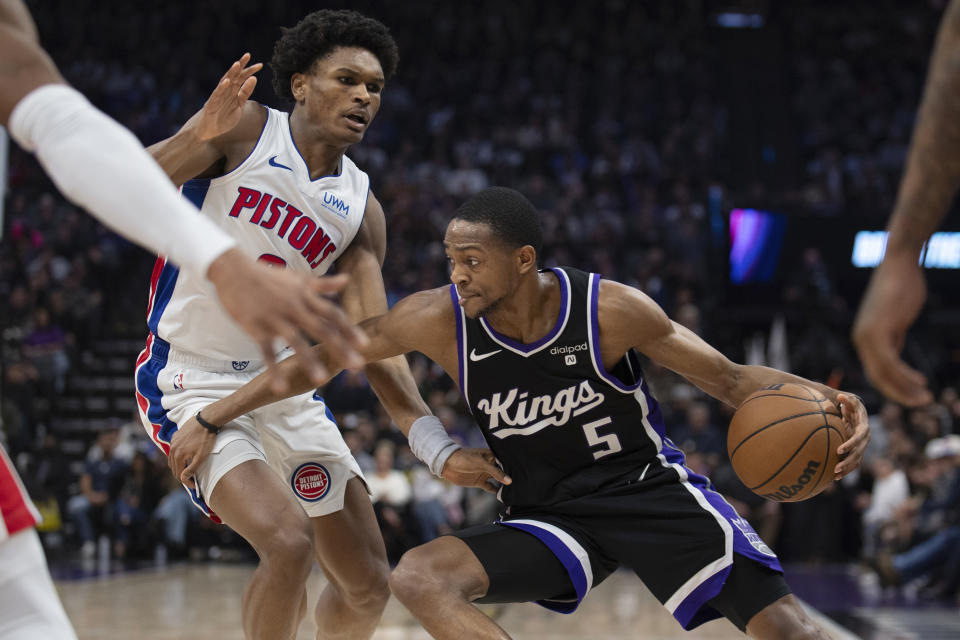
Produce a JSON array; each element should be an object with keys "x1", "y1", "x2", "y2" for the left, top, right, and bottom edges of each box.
[
  {"x1": 270, "y1": 9, "x2": 399, "y2": 100},
  {"x1": 453, "y1": 187, "x2": 544, "y2": 259}
]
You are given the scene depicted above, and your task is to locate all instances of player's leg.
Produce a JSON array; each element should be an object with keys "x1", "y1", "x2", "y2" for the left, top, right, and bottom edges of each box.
[
  {"x1": 310, "y1": 476, "x2": 390, "y2": 639},
  {"x1": 391, "y1": 522, "x2": 589, "y2": 640},
  {"x1": 0, "y1": 528, "x2": 77, "y2": 640},
  {"x1": 207, "y1": 456, "x2": 315, "y2": 640},
  {"x1": 706, "y1": 554, "x2": 826, "y2": 639},
  {"x1": 390, "y1": 535, "x2": 510, "y2": 640}
]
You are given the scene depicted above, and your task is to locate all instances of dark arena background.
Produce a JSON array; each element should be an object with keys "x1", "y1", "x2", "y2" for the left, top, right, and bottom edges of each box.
[{"x1": 2, "y1": 1, "x2": 960, "y2": 637}]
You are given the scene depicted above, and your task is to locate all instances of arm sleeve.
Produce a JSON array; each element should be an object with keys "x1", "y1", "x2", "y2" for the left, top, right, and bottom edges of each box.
[{"x1": 7, "y1": 83, "x2": 236, "y2": 276}]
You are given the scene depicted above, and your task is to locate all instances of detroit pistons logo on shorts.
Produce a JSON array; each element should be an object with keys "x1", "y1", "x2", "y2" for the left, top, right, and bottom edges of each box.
[{"x1": 291, "y1": 462, "x2": 331, "y2": 502}]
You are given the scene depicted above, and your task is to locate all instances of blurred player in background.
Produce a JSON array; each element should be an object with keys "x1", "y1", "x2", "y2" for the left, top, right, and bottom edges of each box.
[
  {"x1": 139, "y1": 10, "x2": 503, "y2": 640},
  {"x1": 853, "y1": 0, "x2": 960, "y2": 407},
  {"x1": 182, "y1": 187, "x2": 871, "y2": 639},
  {"x1": 0, "y1": 0, "x2": 366, "y2": 637}
]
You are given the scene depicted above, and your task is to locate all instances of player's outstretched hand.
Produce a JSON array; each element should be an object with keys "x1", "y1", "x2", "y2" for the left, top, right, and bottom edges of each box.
[
  {"x1": 193, "y1": 52, "x2": 262, "y2": 142},
  {"x1": 207, "y1": 249, "x2": 367, "y2": 392},
  {"x1": 168, "y1": 415, "x2": 216, "y2": 489},
  {"x1": 441, "y1": 449, "x2": 512, "y2": 494},
  {"x1": 852, "y1": 255, "x2": 933, "y2": 407},
  {"x1": 834, "y1": 393, "x2": 870, "y2": 480}
]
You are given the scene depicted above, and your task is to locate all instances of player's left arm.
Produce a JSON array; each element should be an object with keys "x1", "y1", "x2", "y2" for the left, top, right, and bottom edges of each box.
[
  {"x1": 334, "y1": 192, "x2": 508, "y2": 488},
  {"x1": 336, "y1": 192, "x2": 432, "y2": 429},
  {"x1": 598, "y1": 280, "x2": 869, "y2": 478}
]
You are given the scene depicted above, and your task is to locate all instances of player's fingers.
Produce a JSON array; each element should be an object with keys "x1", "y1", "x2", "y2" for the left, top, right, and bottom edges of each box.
[
  {"x1": 180, "y1": 459, "x2": 199, "y2": 489},
  {"x1": 285, "y1": 330, "x2": 329, "y2": 386},
  {"x1": 480, "y1": 451, "x2": 511, "y2": 484},
  {"x1": 296, "y1": 303, "x2": 366, "y2": 370},
  {"x1": 309, "y1": 273, "x2": 349, "y2": 294},
  {"x1": 864, "y1": 347, "x2": 932, "y2": 407},
  {"x1": 238, "y1": 62, "x2": 263, "y2": 82},
  {"x1": 237, "y1": 76, "x2": 258, "y2": 103},
  {"x1": 302, "y1": 290, "x2": 368, "y2": 351}
]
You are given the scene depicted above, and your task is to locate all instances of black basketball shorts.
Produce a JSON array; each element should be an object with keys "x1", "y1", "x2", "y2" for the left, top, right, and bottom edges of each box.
[{"x1": 450, "y1": 462, "x2": 788, "y2": 630}]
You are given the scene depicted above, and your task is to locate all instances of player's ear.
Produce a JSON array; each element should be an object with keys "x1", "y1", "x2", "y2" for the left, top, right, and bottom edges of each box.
[
  {"x1": 290, "y1": 73, "x2": 307, "y2": 104},
  {"x1": 516, "y1": 245, "x2": 537, "y2": 275}
]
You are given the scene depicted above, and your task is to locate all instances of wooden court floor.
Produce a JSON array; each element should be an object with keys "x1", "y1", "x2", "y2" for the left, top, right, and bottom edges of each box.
[{"x1": 57, "y1": 564, "x2": 751, "y2": 639}]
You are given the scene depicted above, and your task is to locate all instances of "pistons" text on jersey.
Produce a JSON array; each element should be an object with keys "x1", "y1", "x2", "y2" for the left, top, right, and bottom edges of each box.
[
  {"x1": 228, "y1": 187, "x2": 338, "y2": 269},
  {"x1": 478, "y1": 380, "x2": 605, "y2": 439}
]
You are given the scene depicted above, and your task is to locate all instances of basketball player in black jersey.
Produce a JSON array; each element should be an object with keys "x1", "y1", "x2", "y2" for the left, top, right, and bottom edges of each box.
[{"x1": 183, "y1": 187, "x2": 870, "y2": 638}]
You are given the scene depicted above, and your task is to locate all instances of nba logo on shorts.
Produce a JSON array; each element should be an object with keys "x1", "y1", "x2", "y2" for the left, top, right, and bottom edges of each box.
[
  {"x1": 565, "y1": 355, "x2": 577, "y2": 366},
  {"x1": 291, "y1": 462, "x2": 331, "y2": 502},
  {"x1": 172, "y1": 372, "x2": 184, "y2": 390}
]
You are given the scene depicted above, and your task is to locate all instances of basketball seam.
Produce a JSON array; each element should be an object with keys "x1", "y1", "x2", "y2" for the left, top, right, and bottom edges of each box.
[
  {"x1": 728, "y1": 409, "x2": 840, "y2": 461},
  {"x1": 747, "y1": 425, "x2": 836, "y2": 491}
]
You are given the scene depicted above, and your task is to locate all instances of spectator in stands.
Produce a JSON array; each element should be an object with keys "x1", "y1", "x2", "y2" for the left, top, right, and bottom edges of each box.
[{"x1": 66, "y1": 428, "x2": 127, "y2": 558}]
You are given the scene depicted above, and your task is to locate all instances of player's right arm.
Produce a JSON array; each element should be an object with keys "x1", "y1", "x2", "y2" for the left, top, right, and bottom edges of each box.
[
  {"x1": 169, "y1": 287, "x2": 458, "y2": 482},
  {"x1": 146, "y1": 53, "x2": 265, "y2": 186},
  {"x1": 598, "y1": 280, "x2": 870, "y2": 479},
  {"x1": 852, "y1": 0, "x2": 960, "y2": 407}
]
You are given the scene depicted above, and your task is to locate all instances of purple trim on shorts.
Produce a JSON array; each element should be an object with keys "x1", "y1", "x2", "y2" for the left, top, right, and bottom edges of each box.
[
  {"x1": 675, "y1": 566, "x2": 733, "y2": 630},
  {"x1": 658, "y1": 438, "x2": 783, "y2": 628},
  {"x1": 499, "y1": 521, "x2": 588, "y2": 614}
]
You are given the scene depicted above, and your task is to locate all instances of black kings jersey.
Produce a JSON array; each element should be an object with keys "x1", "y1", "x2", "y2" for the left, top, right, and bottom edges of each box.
[{"x1": 451, "y1": 267, "x2": 674, "y2": 512}]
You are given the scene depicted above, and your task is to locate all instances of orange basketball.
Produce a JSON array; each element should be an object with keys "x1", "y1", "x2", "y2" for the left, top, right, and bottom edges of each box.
[{"x1": 727, "y1": 383, "x2": 846, "y2": 502}]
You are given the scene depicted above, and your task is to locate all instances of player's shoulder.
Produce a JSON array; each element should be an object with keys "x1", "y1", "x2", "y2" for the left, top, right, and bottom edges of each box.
[{"x1": 596, "y1": 278, "x2": 670, "y2": 335}]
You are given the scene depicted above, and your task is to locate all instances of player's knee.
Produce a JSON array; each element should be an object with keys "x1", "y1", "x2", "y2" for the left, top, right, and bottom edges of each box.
[
  {"x1": 258, "y1": 527, "x2": 314, "y2": 577},
  {"x1": 333, "y1": 556, "x2": 390, "y2": 611},
  {"x1": 391, "y1": 542, "x2": 478, "y2": 605},
  {"x1": 748, "y1": 599, "x2": 826, "y2": 640},
  {"x1": 390, "y1": 546, "x2": 440, "y2": 605}
]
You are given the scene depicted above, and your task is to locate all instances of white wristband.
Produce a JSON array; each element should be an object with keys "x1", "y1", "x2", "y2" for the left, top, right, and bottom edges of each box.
[{"x1": 408, "y1": 415, "x2": 461, "y2": 477}]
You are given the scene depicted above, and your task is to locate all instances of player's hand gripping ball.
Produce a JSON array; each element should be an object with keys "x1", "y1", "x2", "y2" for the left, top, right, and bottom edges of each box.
[{"x1": 727, "y1": 383, "x2": 846, "y2": 502}]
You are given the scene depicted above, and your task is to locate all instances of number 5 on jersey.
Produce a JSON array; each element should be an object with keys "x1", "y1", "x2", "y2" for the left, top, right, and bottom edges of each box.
[{"x1": 582, "y1": 416, "x2": 622, "y2": 460}]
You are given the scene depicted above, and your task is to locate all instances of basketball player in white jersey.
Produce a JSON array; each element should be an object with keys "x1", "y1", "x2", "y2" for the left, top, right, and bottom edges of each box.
[
  {"x1": 0, "y1": 1, "x2": 365, "y2": 638},
  {"x1": 138, "y1": 10, "x2": 505, "y2": 640}
]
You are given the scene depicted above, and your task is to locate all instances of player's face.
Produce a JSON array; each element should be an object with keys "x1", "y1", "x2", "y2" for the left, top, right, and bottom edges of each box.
[
  {"x1": 291, "y1": 46, "x2": 385, "y2": 145},
  {"x1": 444, "y1": 220, "x2": 517, "y2": 319}
]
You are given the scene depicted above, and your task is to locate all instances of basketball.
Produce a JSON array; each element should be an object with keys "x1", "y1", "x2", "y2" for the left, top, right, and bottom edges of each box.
[{"x1": 727, "y1": 383, "x2": 846, "y2": 502}]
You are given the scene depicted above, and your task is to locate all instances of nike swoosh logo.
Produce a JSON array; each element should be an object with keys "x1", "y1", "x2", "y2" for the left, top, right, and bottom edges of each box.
[
  {"x1": 469, "y1": 348, "x2": 502, "y2": 362},
  {"x1": 269, "y1": 155, "x2": 293, "y2": 171}
]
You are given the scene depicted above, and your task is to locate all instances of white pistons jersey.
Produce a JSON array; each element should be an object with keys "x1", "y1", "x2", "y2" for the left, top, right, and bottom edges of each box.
[{"x1": 147, "y1": 106, "x2": 369, "y2": 360}]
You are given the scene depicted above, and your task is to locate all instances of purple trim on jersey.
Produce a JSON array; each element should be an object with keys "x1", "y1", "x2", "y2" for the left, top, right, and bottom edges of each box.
[
  {"x1": 287, "y1": 112, "x2": 343, "y2": 181},
  {"x1": 499, "y1": 521, "x2": 588, "y2": 614},
  {"x1": 480, "y1": 268, "x2": 568, "y2": 354},
  {"x1": 450, "y1": 285, "x2": 466, "y2": 394},
  {"x1": 588, "y1": 273, "x2": 643, "y2": 392},
  {"x1": 134, "y1": 335, "x2": 214, "y2": 519}
]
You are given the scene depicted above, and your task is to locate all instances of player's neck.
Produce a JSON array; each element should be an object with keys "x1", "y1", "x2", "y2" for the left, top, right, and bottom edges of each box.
[
  {"x1": 288, "y1": 111, "x2": 349, "y2": 179},
  {"x1": 484, "y1": 270, "x2": 561, "y2": 345}
]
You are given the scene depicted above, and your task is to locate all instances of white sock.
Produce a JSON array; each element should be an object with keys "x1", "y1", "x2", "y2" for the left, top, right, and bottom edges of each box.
[{"x1": 7, "y1": 83, "x2": 235, "y2": 276}]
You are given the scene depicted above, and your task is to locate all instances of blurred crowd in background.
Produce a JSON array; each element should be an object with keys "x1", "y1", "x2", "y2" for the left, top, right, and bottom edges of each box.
[{"x1": 2, "y1": 0, "x2": 960, "y2": 603}]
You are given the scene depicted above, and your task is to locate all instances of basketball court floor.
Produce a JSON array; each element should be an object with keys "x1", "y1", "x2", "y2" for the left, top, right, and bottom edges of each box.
[{"x1": 55, "y1": 559, "x2": 952, "y2": 639}]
